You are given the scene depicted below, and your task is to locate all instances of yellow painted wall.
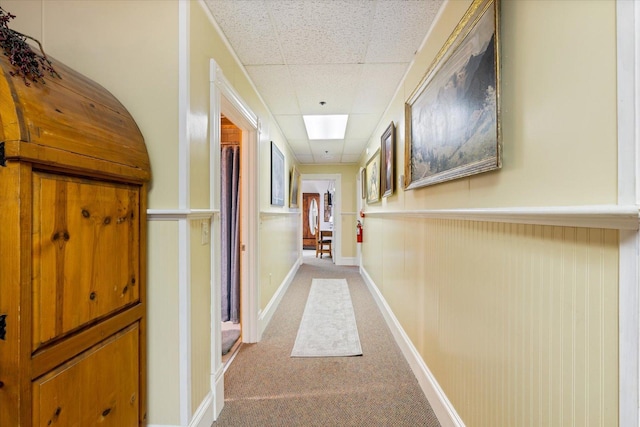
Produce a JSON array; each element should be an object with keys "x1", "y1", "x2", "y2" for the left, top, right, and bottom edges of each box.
[
  {"x1": 259, "y1": 214, "x2": 300, "y2": 310},
  {"x1": 190, "y1": 220, "x2": 212, "y2": 413},
  {"x1": 360, "y1": 0, "x2": 620, "y2": 425},
  {"x1": 363, "y1": 218, "x2": 619, "y2": 426},
  {"x1": 3, "y1": 0, "x2": 181, "y2": 209},
  {"x1": 147, "y1": 221, "x2": 181, "y2": 425},
  {"x1": 361, "y1": 1, "x2": 618, "y2": 426}
]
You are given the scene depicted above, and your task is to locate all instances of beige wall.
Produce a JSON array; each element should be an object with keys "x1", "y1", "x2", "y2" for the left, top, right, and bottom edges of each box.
[
  {"x1": 3, "y1": 0, "x2": 181, "y2": 210},
  {"x1": 190, "y1": 220, "x2": 212, "y2": 413},
  {"x1": 359, "y1": 1, "x2": 620, "y2": 425},
  {"x1": 147, "y1": 221, "x2": 181, "y2": 424},
  {"x1": 259, "y1": 214, "x2": 300, "y2": 310}
]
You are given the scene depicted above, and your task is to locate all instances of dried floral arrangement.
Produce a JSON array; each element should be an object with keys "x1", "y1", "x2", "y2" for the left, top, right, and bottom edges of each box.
[{"x1": 0, "y1": 6, "x2": 60, "y2": 85}]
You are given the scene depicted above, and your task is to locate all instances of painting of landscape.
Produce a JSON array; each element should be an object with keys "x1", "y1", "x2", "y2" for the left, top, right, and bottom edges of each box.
[{"x1": 405, "y1": 0, "x2": 500, "y2": 189}]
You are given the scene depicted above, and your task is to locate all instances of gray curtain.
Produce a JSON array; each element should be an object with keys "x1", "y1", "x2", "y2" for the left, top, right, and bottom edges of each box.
[{"x1": 221, "y1": 145, "x2": 240, "y2": 323}]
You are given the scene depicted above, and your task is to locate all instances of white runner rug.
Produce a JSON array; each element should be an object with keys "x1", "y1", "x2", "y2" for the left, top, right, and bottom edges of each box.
[{"x1": 291, "y1": 278, "x2": 362, "y2": 357}]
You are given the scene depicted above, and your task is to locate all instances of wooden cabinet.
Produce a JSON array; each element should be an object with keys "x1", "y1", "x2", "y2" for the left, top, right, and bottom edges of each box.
[{"x1": 0, "y1": 53, "x2": 150, "y2": 426}]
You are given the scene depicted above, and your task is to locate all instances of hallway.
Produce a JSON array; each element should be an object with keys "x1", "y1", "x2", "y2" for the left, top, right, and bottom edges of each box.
[{"x1": 212, "y1": 256, "x2": 440, "y2": 426}]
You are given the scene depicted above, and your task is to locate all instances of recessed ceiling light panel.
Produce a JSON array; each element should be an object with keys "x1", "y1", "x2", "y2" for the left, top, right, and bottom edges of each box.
[{"x1": 303, "y1": 114, "x2": 348, "y2": 140}]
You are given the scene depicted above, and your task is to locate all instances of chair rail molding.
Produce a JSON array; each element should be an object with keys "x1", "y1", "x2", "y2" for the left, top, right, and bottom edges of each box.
[{"x1": 362, "y1": 205, "x2": 639, "y2": 230}]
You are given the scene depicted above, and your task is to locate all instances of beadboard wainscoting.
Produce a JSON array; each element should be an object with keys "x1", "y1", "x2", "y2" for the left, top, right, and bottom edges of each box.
[{"x1": 360, "y1": 206, "x2": 634, "y2": 426}]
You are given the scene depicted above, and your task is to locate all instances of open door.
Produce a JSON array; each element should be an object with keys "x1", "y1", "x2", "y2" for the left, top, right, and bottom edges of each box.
[{"x1": 302, "y1": 193, "x2": 320, "y2": 249}]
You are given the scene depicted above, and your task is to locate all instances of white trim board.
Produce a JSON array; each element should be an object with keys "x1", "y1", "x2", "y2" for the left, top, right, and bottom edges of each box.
[
  {"x1": 362, "y1": 205, "x2": 639, "y2": 230},
  {"x1": 147, "y1": 209, "x2": 217, "y2": 221},
  {"x1": 209, "y1": 57, "x2": 261, "y2": 420},
  {"x1": 616, "y1": 0, "x2": 640, "y2": 425},
  {"x1": 360, "y1": 266, "x2": 464, "y2": 427}
]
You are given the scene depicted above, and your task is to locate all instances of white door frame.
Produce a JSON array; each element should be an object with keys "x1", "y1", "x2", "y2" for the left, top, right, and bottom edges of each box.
[
  {"x1": 209, "y1": 59, "x2": 260, "y2": 419},
  {"x1": 616, "y1": 1, "x2": 640, "y2": 425}
]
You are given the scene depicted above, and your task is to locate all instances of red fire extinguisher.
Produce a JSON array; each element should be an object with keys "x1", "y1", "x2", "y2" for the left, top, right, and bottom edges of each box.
[{"x1": 356, "y1": 220, "x2": 363, "y2": 243}]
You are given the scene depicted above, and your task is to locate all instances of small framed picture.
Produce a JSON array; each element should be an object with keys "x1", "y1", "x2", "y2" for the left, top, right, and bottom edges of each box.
[
  {"x1": 365, "y1": 149, "x2": 381, "y2": 204},
  {"x1": 270, "y1": 141, "x2": 285, "y2": 206},
  {"x1": 380, "y1": 122, "x2": 395, "y2": 198},
  {"x1": 289, "y1": 165, "x2": 300, "y2": 208}
]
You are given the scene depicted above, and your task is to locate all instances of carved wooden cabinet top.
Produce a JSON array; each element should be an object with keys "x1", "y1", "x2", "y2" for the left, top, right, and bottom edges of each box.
[{"x1": 0, "y1": 53, "x2": 150, "y2": 182}]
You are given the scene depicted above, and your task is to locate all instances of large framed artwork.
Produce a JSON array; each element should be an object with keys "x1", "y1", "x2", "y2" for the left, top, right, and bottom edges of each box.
[
  {"x1": 405, "y1": 0, "x2": 501, "y2": 190},
  {"x1": 365, "y1": 149, "x2": 381, "y2": 204},
  {"x1": 289, "y1": 165, "x2": 300, "y2": 208},
  {"x1": 380, "y1": 122, "x2": 395, "y2": 198},
  {"x1": 271, "y1": 141, "x2": 285, "y2": 206}
]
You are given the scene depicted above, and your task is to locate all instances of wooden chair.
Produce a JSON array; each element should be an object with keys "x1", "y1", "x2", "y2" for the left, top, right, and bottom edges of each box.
[{"x1": 315, "y1": 220, "x2": 332, "y2": 259}]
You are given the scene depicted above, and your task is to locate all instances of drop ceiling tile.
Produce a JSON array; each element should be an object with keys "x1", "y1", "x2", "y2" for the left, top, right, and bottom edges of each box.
[
  {"x1": 340, "y1": 153, "x2": 361, "y2": 164},
  {"x1": 206, "y1": 0, "x2": 284, "y2": 65},
  {"x1": 351, "y1": 63, "x2": 407, "y2": 114},
  {"x1": 274, "y1": 115, "x2": 308, "y2": 140},
  {"x1": 344, "y1": 114, "x2": 382, "y2": 140},
  {"x1": 313, "y1": 154, "x2": 341, "y2": 164},
  {"x1": 287, "y1": 139, "x2": 312, "y2": 155},
  {"x1": 342, "y1": 139, "x2": 368, "y2": 155},
  {"x1": 289, "y1": 64, "x2": 362, "y2": 113},
  {"x1": 365, "y1": 0, "x2": 444, "y2": 63},
  {"x1": 296, "y1": 154, "x2": 315, "y2": 164},
  {"x1": 246, "y1": 65, "x2": 299, "y2": 114},
  {"x1": 204, "y1": 0, "x2": 442, "y2": 165},
  {"x1": 268, "y1": 0, "x2": 374, "y2": 64},
  {"x1": 309, "y1": 140, "x2": 344, "y2": 160}
]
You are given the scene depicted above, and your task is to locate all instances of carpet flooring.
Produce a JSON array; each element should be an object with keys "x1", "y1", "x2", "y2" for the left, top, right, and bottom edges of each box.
[
  {"x1": 212, "y1": 255, "x2": 441, "y2": 426},
  {"x1": 222, "y1": 328, "x2": 241, "y2": 355}
]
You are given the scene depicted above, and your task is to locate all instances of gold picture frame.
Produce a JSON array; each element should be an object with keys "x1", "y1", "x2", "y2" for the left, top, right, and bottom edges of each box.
[
  {"x1": 405, "y1": 0, "x2": 501, "y2": 189},
  {"x1": 365, "y1": 149, "x2": 381, "y2": 204}
]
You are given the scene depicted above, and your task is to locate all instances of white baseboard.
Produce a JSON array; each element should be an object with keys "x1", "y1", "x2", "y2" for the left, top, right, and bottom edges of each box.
[
  {"x1": 213, "y1": 364, "x2": 225, "y2": 420},
  {"x1": 258, "y1": 258, "x2": 301, "y2": 338},
  {"x1": 338, "y1": 256, "x2": 358, "y2": 266},
  {"x1": 360, "y1": 266, "x2": 465, "y2": 427},
  {"x1": 190, "y1": 392, "x2": 214, "y2": 427},
  {"x1": 148, "y1": 392, "x2": 214, "y2": 427}
]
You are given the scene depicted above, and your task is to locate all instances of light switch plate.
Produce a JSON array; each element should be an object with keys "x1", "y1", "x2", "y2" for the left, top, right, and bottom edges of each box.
[{"x1": 201, "y1": 220, "x2": 210, "y2": 245}]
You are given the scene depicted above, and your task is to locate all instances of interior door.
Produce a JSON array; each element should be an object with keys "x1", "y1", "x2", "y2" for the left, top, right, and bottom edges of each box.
[{"x1": 302, "y1": 193, "x2": 319, "y2": 249}]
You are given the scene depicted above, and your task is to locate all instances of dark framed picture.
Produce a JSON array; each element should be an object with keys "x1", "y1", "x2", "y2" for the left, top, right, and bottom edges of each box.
[
  {"x1": 360, "y1": 168, "x2": 366, "y2": 199},
  {"x1": 289, "y1": 165, "x2": 300, "y2": 208},
  {"x1": 365, "y1": 149, "x2": 380, "y2": 204},
  {"x1": 271, "y1": 141, "x2": 285, "y2": 206},
  {"x1": 380, "y1": 122, "x2": 395, "y2": 198},
  {"x1": 405, "y1": 0, "x2": 501, "y2": 189}
]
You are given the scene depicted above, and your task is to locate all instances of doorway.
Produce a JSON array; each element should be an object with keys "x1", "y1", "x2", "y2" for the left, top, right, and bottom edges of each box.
[
  {"x1": 300, "y1": 176, "x2": 340, "y2": 262},
  {"x1": 220, "y1": 115, "x2": 241, "y2": 362}
]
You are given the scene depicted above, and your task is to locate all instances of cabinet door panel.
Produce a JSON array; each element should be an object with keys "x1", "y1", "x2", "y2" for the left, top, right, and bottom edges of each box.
[
  {"x1": 32, "y1": 172, "x2": 140, "y2": 349},
  {"x1": 32, "y1": 324, "x2": 139, "y2": 426}
]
